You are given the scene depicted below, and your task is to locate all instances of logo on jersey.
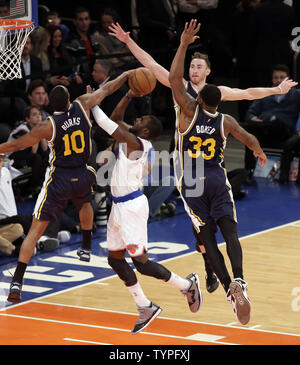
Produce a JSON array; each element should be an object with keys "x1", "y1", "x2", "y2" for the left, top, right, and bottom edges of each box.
[{"x1": 127, "y1": 244, "x2": 139, "y2": 255}]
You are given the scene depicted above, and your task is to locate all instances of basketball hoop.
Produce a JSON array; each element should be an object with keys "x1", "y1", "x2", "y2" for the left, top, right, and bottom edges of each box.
[{"x1": 0, "y1": 19, "x2": 34, "y2": 80}]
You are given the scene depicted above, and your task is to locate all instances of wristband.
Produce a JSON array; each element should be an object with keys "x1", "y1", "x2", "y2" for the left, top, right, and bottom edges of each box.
[
  {"x1": 278, "y1": 85, "x2": 283, "y2": 94},
  {"x1": 91, "y1": 106, "x2": 119, "y2": 135}
]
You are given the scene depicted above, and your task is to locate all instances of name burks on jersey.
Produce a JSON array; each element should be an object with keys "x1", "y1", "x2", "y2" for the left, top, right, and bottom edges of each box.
[
  {"x1": 61, "y1": 117, "x2": 81, "y2": 131},
  {"x1": 196, "y1": 125, "x2": 215, "y2": 135}
]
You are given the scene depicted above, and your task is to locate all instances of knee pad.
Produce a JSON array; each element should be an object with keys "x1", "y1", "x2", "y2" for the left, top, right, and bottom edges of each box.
[
  {"x1": 132, "y1": 259, "x2": 171, "y2": 281},
  {"x1": 108, "y1": 256, "x2": 137, "y2": 287}
]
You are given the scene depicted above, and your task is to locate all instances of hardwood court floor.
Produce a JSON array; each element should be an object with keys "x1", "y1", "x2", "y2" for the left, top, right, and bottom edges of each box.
[
  {"x1": 0, "y1": 220, "x2": 300, "y2": 345},
  {"x1": 0, "y1": 178, "x2": 300, "y2": 346}
]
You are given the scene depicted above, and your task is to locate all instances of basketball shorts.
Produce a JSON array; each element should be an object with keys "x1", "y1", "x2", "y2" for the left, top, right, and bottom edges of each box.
[
  {"x1": 34, "y1": 165, "x2": 96, "y2": 221},
  {"x1": 107, "y1": 194, "x2": 149, "y2": 257},
  {"x1": 180, "y1": 165, "x2": 237, "y2": 232}
]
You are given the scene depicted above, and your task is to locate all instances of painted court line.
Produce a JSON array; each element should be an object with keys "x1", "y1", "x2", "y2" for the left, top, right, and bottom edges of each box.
[
  {"x1": 33, "y1": 300, "x2": 300, "y2": 339},
  {"x1": 64, "y1": 338, "x2": 111, "y2": 345}
]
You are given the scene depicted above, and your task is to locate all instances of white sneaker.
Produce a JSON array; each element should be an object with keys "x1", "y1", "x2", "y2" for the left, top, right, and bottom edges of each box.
[
  {"x1": 57, "y1": 230, "x2": 71, "y2": 242},
  {"x1": 229, "y1": 278, "x2": 250, "y2": 325},
  {"x1": 131, "y1": 302, "x2": 162, "y2": 335}
]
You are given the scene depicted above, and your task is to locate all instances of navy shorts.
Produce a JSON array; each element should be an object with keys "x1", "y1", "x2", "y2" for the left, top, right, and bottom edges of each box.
[
  {"x1": 34, "y1": 165, "x2": 96, "y2": 221},
  {"x1": 180, "y1": 165, "x2": 237, "y2": 231}
]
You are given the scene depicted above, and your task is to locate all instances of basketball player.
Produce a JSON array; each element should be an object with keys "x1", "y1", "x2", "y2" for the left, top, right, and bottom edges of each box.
[
  {"x1": 0, "y1": 71, "x2": 135, "y2": 303},
  {"x1": 91, "y1": 88, "x2": 202, "y2": 335},
  {"x1": 108, "y1": 21, "x2": 297, "y2": 294},
  {"x1": 168, "y1": 19, "x2": 268, "y2": 325}
]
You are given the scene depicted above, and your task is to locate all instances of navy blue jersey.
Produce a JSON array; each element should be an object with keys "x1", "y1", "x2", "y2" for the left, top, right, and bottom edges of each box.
[
  {"x1": 48, "y1": 100, "x2": 92, "y2": 168},
  {"x1": 177, "y1": 104, "x2": 226, "y2": 172},
  {"x1": 186, "y1": 81, "x2": 198, "y2": 99}
]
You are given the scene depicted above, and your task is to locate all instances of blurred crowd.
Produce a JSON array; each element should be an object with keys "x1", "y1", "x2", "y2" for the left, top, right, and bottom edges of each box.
[{"x1": 0, "y1": 0, "x2": 300, "y2": 257}]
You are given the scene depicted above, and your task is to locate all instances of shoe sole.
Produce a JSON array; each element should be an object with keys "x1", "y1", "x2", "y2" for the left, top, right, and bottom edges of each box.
[
  {"x1": 189, "y1": 273, "x2": 203, "y2": 313},
  {"x1": 131, "y1": 307, "x2": 162, "y2": 335},
  {"x1": 7, "y1": 293, "x2": 21, "y2": 303},
  {"x1": 229, "y1": 282, "x2": 250, "y2": 325}
]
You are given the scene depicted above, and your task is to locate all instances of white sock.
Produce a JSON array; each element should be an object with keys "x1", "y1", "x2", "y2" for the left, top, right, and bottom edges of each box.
[
  {"x1": 127, "y1": 282, "x2": 151, "y2": 307},
  {"x1": 167, "y1": 272, "x2": 190, "y2": 291}
]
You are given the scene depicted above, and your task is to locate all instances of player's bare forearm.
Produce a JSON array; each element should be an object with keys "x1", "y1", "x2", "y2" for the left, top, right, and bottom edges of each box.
[
  {"x1": 224, "y1": 114, "x2": 263, "y2": 154},
  {"x1": 110, "y1": 93, "x2": 132, "y2": 125},
  {"x1": 0, "y1": 134, "x2": 39, "y2": 154},
  {"x1": 80, "y1": 72, "x2": 130, "y2": 109},
  {"x1": 219, "y1": 77, "x2": 298, "y2": 101}
]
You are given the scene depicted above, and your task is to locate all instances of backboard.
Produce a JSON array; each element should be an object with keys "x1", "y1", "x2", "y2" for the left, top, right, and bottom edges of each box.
[{"x1": 0, "y1": 0, "x2": 38, "y2": 26}]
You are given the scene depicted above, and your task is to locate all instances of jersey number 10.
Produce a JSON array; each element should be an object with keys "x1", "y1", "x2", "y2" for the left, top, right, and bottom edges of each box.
[{"x1": 62, "y1": 130, "x2": 85, "y2": 156}]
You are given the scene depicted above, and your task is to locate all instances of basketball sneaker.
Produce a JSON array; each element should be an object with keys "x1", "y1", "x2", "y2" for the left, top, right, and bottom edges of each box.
[
  {"x1": 181, "y1": 273, "x2": 202, "y2": 313},
  {"x1": 7, "y1": 281, "x2": 22, "y2": 303},
  {"x1": 131, "y1": 302, "x2": 162, "y2": 335},
  {"x1": 206, "y1": 273, "x2": 219, "y2": 293},
  {"x1": 77, "y1": 248, "x2": 91, "y2": 262},
  {"x1": 228, "y1": 278, "x2": 251, "y2": 325}
]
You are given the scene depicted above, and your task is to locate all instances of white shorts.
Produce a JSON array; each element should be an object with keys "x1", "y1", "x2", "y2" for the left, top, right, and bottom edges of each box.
[{"x1": 107, "y1": 194, "x2": 149, "y2": 257}]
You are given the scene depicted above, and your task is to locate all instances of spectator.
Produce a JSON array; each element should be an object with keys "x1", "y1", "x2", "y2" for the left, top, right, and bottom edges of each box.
[
  {"x1": 0, "y1": 154, "x2": 23, "y2": 255},
  {"x1": 30, "y1": 26, "x2": 51, "y2": 75},
  {"x1": 0, "y1": 154, "x2": 65, "y2": 255},
  {"x1": 18, "y1": 35, "x2": 44, "y2": 99},
  {"x1": 27, "y1": 79, "x2": 52, "y2": 120},
  {"x1": 0, "y1": 0, "x2": 9, "y2": 17},
  {"x1": 46, "y1": 10, "x2": 70, "y2": 42},
  {"x1": 7, "y1": 105, "x2": 49, "y2": 197},
  {"x1": 46, "y1": 25, "x2": 73, "y2": 91},
  {"x1": 244, "y1": 64, "x2": 300, "y2": 183},
  {"x1": 93, "y1": 7, "x2": 137, "y2": 71},
  {"x1": 65, "y1": 7, "x2": 103, "y2": 87}
]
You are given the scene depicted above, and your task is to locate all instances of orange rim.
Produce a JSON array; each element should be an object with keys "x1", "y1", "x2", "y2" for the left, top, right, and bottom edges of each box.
[{"x1": 0, "y1": 19, "x2": 33, "y2": 30}]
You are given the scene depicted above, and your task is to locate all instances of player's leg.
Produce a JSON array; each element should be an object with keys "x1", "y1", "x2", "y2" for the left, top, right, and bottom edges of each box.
[
  {"x1": 74, "y1": 167, "x2": 97, "y2": 262},
  {"x1": 196, "y1": 222, "x2": 232, "y2": 293},
  {"x1": 193, "y1": 225, "x2": 219, "y2": 293},
  {"x1": 8, "y1": 218, "x2": 50, "y2": 302},
  {"x1": 76, "y1": 202, "x2": 94, "y2": 262},
  {"x1": 217, "y1": 216, "x2": 250, "y2": 325},
  {"x1": 132, "y1": 253, "x2": 202, "y2": 313}
]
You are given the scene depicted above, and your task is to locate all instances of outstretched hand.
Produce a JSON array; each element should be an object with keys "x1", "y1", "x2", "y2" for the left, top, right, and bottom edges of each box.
[
  {"x1": 254, "y1": 150, "x2": 267, "y2": 168},
  {"x1": 108, "y1": 22, "x2": 130, "y2": 44},
  {"x1": 180, "y1": 19, "x2": 200, "y2": 46},
  {"x1": 278, "y1": 77, "x2": 298, "y2": 94}
]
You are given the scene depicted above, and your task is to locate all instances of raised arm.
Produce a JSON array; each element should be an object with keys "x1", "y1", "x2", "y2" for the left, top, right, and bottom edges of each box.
[
  {"x1": 224, "y1": 114, "x2": 267, "y2": 167},
  {"x1": 219, "y1": 77, "x2": 298, "y2": 101},
  {"x1": 109, "y1": 89, "x2": 137, "y2": 131},
  {"x1": 77, "y1": 71, "x2": 130, "y2": 111},
  {"x1": 169, "y1": 20, "x2": 199, "y2": 120},
  {"x1": 0, "y1": 120, "x2": 52, "y2": 154},
  {"x1": 92, "y1": 105, "x2": 141, "y2": 153},
  {"x1": 108, "y1": 22, "x2": 174, "y2": 88}
]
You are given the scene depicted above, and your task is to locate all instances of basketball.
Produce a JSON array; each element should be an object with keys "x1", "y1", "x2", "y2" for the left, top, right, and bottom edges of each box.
[{"x1": 128, "y1": 67, "x2": 157, "y2": 95}]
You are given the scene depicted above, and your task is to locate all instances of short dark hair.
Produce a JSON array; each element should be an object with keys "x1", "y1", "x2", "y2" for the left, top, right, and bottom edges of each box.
[
  {"x1": 147, "y1": 115, "x2": 163, "y2": 140},
  {"x1": 191, "y1": 52, "x2": 211, "y2": 69},
  {"x1": 199, "y1": 84, "x2": 221, "y2": 107},
  {"x1": 28, "y1": 79, "x2": 47, "y2": 95},
  {"x1": 74, "y1": 6, "x2": 90, "y2": 18},
  {"x1": 272, "y1": 64, "x2": 290, "y2": 76},
  {"x1": 49, "y1": 85, "x2": 69, "y2": 111},
  {"x1": 24, "y1": 105, "x2": 41, "y2": 119}
]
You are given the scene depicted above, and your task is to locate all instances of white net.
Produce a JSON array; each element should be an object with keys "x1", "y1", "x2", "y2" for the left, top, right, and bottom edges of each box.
[{"x1": 0, "y1": 20, "x2": 34, "y2": 80}]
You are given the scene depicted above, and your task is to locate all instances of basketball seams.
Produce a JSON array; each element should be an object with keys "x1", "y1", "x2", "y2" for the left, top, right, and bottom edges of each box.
[{"x1": 129, "y1": 67, "x2": 156, "y2": 95}]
